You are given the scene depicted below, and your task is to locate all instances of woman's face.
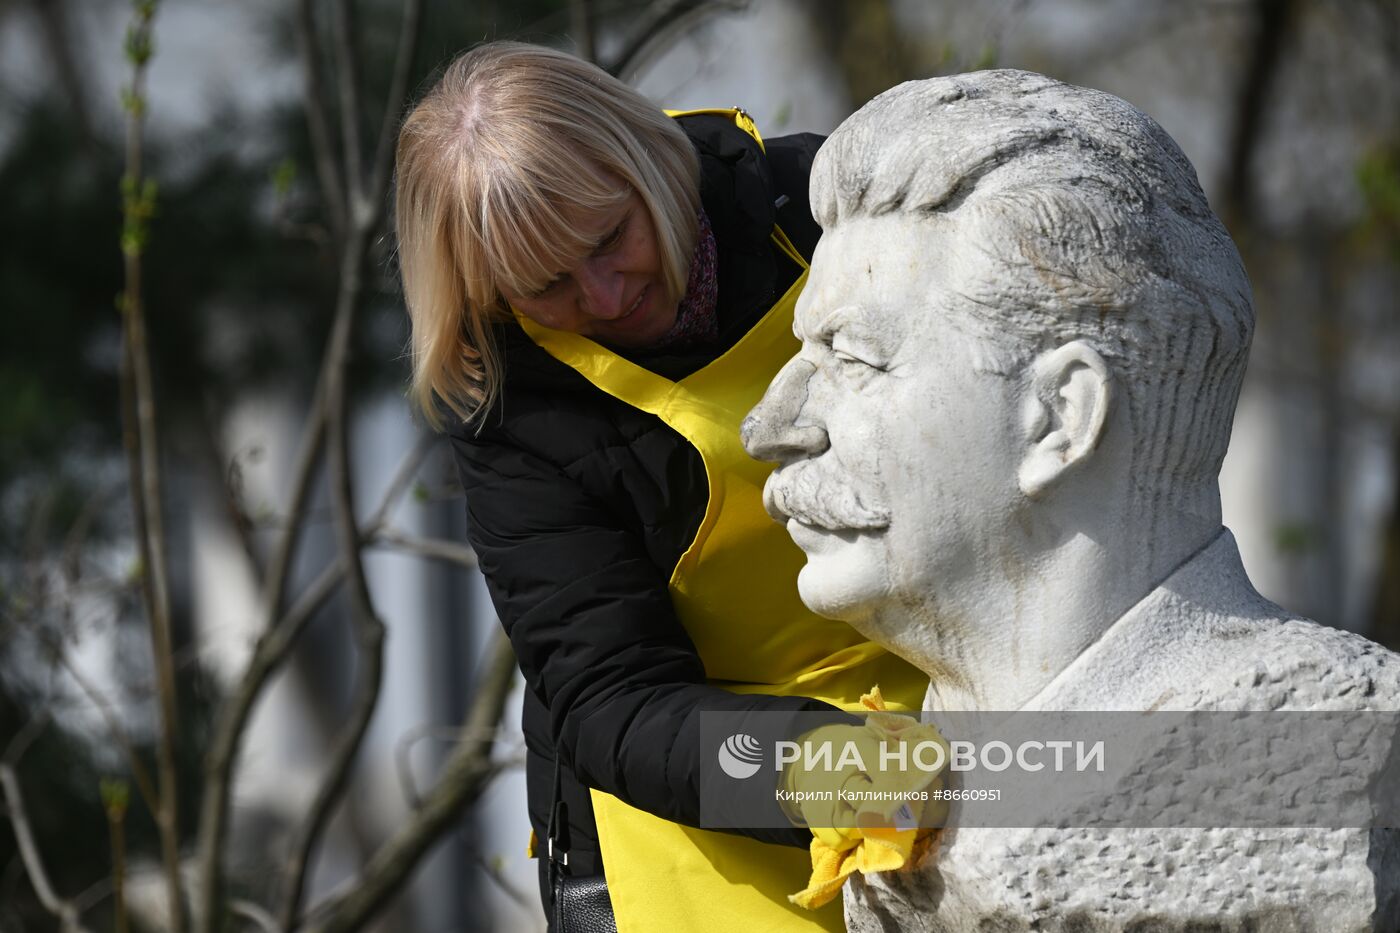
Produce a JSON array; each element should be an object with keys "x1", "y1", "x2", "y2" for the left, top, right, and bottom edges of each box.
[{"x1": 502, "y1": 190, "x2": 679, "y2": 349}]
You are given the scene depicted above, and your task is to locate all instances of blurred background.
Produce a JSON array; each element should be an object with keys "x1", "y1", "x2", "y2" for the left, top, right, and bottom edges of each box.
[{"x1": 0, "y1": 0, "x2": 1396, "y2": 930}]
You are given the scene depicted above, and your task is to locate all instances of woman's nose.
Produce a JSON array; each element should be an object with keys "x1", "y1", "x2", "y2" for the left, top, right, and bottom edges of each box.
[
  {"x1": 742, "y1": 358, "x2": 829, "y2": 464},
  {"x1": 574, "y1": 260, "x2": 626, "y2": 319}
]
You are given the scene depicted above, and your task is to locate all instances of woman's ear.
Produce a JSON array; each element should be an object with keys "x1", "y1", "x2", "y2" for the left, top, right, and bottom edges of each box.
[{"x1": 1017, "y1": 341, "x2": 1113, "y2": 498}]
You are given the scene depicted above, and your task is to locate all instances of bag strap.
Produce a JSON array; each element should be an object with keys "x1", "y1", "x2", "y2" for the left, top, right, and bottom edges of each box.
[{"x1": 546, "y1": 749, "x2": 570, "y2": 882}]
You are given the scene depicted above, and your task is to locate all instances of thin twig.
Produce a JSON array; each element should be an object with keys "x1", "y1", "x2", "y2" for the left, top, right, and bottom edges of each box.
[
  {"x1": 195, "y1": 385, "x2": 434, "y2": 931},
  {"x1": 366, "y1": 529, "x2": 479, "y2": 571},
  {"x1": 205, "y1": 13, "x2": 421, "y2": 885},
  {"x1": 2, "y1": 715, "x2": 52, "y2": 772},
  {"x1": 104, "y1": 786, "x2": 129, "y2": 933},
  {"x1": 60, "y1": 482, "x2": 113, "y2": 585},
  {"x1": 0, "y1": 764, "x2": 94, "y2": 933},
  {"x1": 366, "y1": 0, "x2": 424, "y2": 222},
  {"x1": 364, "y1": 431, "x2": 437, "y2": 532},
  {"x1": 117, "y1": 1, "x2": 185, "y2": 927},
  {"x1": 276, "y1": 640, "x2": 383, "y2": 930},
  {"x1": 330, "y1": 0, "x2": 365, "y2": 210},
  {"x1": 293, "y1": 0, "x2": 346, "y2": 239},
  {"x1": 117, "y1": 339, "x2": 156, "y2": 644},
  {"x1": 471, "y1": 849, "x2": 535, "y2": 914},
  {"x1": 606, "y1": 0, "x2": 748, "y2": 79},
  {"x1": 71, "y1": 875, "x2": 115, "y2": 916},
  {"x1": 262, "y1": 378, "x2": 330, "y2": 633},
  {"x1": 194, "y1": 558, "x2": 344, "y2": 933},
  {"x1": 302, "y1": 632, "x2": 519, "y2": 933},
  {"x1": 570, "y1": 0, "x2": 596, "y2": 62},
  {"x1": 1221, "y1": 0, "x2": 1299, "y2": 227},
  {"x1": 392, "y1": 724, "x2": 516, "y2": 810},
  {"x1": 278, "y1": 0, "x2": 428, "y2": 916},
  {"x1": 277, "y1": 224, "x2": 387, "y2": 932},
  {"x1": 229, "y1": 899, "x2": 282, "y2": 933},
  {"x1": 193, "y1": 401, "x2": 265, "y2": 582},
  {"x1": 15, "y1": 619, "x2": 159, "y2": 818}
]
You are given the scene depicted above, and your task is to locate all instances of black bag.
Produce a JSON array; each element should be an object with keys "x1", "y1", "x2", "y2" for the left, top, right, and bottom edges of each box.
[{"x1": 548, "y1": 753, "x2": 617, "y2": 933}]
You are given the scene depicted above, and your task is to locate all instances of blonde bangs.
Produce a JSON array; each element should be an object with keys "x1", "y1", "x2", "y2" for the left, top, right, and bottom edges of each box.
[
  {"x1": 471, "y1": 152, "x2": 631, "y2": 305},
  {"x1": 395, "y1": 41, "x2": 701, "y2": 431}
]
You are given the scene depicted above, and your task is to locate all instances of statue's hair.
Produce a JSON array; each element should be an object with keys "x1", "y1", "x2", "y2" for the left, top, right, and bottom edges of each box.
[
  {"x1": 812, "y1": 70, "x2": 1254, "y2": 522},
  {"x1": 395, "y1": 41, "x2": 701, "y2": 431}
]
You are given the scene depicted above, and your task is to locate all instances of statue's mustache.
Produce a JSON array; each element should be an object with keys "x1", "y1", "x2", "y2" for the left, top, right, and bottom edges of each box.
[{"x1": 762, "y1": 464, "x2": 889, "y2": 531}]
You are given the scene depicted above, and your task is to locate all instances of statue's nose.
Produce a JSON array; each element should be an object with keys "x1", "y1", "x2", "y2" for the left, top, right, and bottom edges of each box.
[{"x1": 742, "y1": 358, "x2": 829, "y2": 463}]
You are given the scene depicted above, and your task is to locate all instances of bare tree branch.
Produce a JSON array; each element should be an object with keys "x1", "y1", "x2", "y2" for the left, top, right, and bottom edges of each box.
[
  {"x1": 277, "y1": 218, "x2": 386, "y2": 932},
  {"x1": 277, "y1": 0, "x2": 429, "y2": 914},
  {"x1": 14, "y1": 618, "x2": 160, "y2": 819},
  {"x1": 606, "y1": 0, "x2": 749, "y2": 79},
  {"x1": 367, "y1": 0, "x2": 425, "y2": 223},
  {"x1": 60, "y1": 483, "x2": 115, "y2": 585},
  {"x1": 195, "y1": 557, "x2": 345, "y2": 933},
  {"x1": 294, "y1": 0, "x2": 347, "y2": 239},
  {"x1": 192, "y1": 399, "x2": 265, "y2": 582},
  {"x1": 1221, "y1": 0, "x2": 1299, "y2": 227},
  {"x1": 118, "y1": 1, "x2": 185, "y2": 926},
  {"x1": 302, "y1": 632, "x2": 519, "y2": 933},
  {"x1": 365, "y1": 431, "x2": 437, "y2": 531},
  {"x1": 230, "y1": 899, "x2": 283, "y2": 933},
  {"x1": 806, "y1": 0, "x2": 916, "y2": 109},
  {"x1": 393, "y1": 724, "x2": 522, "y2": 810},
  {"x1": 0, "y1": 764, "x2": 94, "y2": 933},
  {"x1": 27, "y1": 0, "x2": 93, "y2": 145},
  {"x1": 276, "y1": 630, "x2": 383, "y2": 931},
  {"x1": 472, "y1": 848, "x2": 535, "y2": 915},
  {"x1": 197, "y1": 392, "x2": 433, "y2": 931},
  {"x1": 366, "y1": 529, "x2": 478, "y2": 571},
  {"x1": 261, "y1": 380, "x2": 330, "y2": 626},
  {"x1": 102, "y1": 784, "x2": 129, "y2": 933},
  {"x1": 570, "y1": 0, "x2": 596, "y2": 62},
  {"x1": 330, "y1": 0, "x2": 366, "y2": 208}
]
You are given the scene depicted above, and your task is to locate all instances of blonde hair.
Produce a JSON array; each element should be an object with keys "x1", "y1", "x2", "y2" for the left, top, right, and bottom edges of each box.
[{"x1": 395, "y1": 41, "x2": 701, "y2": 430}]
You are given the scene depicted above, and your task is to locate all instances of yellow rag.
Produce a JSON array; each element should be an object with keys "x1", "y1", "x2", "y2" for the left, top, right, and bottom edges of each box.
[{"x1": 788, "y1": 686, "x2": 946, "y2": 910}]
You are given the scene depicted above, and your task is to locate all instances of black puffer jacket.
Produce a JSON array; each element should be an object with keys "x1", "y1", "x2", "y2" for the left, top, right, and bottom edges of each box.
[{"x1": 447, "y1": 114, "x2": 833, "y2": 903}]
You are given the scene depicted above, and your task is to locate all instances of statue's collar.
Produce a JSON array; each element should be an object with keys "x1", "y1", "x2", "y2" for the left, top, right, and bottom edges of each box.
[{"x1": 1017, "y1": 528, "x2": 1273, "y2": 712}]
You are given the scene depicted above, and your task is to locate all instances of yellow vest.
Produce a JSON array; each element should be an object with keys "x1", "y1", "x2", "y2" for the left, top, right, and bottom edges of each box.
[{"x1": 516, "y1": 109, "x2": 927, "y2": 933}]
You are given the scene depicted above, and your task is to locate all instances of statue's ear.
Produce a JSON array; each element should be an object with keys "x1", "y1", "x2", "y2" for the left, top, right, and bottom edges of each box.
[{"x1": 1018, "y1": 341, "x2": 1113, "y2": 498}]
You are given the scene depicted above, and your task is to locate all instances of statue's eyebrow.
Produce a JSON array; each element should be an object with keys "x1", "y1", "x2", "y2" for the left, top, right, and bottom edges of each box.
[
  {"x1": 799, "y1": 304, "x2": 870, "y2": 344},
  {"x1": 805, "y1": 303, "x2": 896, "y2": 361}
]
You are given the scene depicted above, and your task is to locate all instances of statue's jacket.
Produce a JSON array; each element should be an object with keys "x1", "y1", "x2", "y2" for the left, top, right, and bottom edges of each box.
[
  {"x1": 446, "y1": 114, "x2": 831, "y2": 902},
  {"x1": 846, "y1": 530, "x2": 1400, "y2": 933}
]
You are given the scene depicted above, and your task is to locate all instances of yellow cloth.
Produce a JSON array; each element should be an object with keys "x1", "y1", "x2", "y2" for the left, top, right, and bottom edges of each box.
[{"x1": 788, "y1": 687, "x2": 947, "y2": 910}]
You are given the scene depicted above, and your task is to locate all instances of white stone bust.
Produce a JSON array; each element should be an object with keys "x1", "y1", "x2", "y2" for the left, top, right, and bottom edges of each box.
[{"x1": 742, "y1": 70, "x2": 1400, "y2": 932}]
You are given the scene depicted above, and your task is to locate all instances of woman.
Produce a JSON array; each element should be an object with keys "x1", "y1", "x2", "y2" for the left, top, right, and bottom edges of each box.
[{"x1": 395, "y1": 41, "x2": 926, "y2": 931}]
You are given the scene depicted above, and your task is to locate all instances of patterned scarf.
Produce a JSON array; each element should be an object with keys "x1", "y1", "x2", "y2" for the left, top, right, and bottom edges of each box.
[{"x1": 651, "y1": 209, "x2": 719, "y2": 350}]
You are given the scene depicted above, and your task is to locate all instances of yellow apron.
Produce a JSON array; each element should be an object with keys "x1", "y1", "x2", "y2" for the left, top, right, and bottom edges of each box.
[{"x1": 516, "y1": 109, "x2": 928, "y2": 932}]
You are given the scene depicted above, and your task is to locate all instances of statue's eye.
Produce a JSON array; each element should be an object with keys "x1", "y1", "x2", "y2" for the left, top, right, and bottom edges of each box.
[
  {"x1": 830, "y1": 337, "x2": 884, "y2": 372},
  {"x1": 829, "y1": 347, "x2": 884, "y2": 390}
]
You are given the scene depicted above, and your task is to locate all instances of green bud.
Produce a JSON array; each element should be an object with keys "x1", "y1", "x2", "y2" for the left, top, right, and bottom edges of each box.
[
  {"x1": 100, "y1": 778, "x2": 130, "y2": 819},
  {"x1": 272, "y1": 157, "x2": 298, "y2": 197}
]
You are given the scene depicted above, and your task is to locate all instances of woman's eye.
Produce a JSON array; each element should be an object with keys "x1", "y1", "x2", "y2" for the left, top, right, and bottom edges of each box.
[
  {"x1": 597, "y1": 223, "x2": 625, "y2": 252},
  {"x1": 530, "y1": 276, "x2": 565, "y2": 299}
]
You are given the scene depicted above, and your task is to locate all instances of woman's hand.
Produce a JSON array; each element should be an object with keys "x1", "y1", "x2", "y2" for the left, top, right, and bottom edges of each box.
[{"x1": 780, "y1": 687, "x2": 949, "y2": 908}]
